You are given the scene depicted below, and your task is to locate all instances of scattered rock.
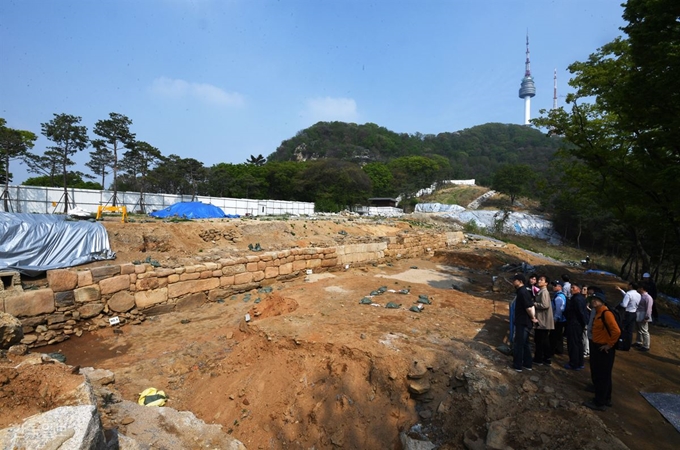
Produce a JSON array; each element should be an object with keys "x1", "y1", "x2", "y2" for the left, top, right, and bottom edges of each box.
[
  {"x1": 7, "y1": 344, "x2": 28, "y2": 356},
  {"x1": 80, "y1": 367, "x2": 115, "y2": 386},
  {"x1": 463, "y1": 426, "x2": 486, "y2": 450},
  {"x1": 400, "y1": 431, "x2": 436, "y2": 450},
  {"x1": 408, "y1": 379, "x2": 431, "y2": 395},
  {"x1": 485, "y1": 417, "x2": 511, "y2": 450},
  {"x1": 0, "y1": 312, "x2": 24, "y2": 349},
  {"x1": 408, "y1": 361, "x2": 428, "y2": 379},
  {"x1": 522, "y1": 380, "x2": 538, "y2": 393}
]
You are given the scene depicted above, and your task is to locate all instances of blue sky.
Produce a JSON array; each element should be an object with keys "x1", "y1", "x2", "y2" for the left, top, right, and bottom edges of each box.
[{"x1": 1, "y1": 0, "x2": 626, "y2": 184}]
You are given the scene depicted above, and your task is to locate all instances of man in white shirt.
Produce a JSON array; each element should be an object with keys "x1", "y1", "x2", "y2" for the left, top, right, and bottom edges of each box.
[{"x1": 616, "y1": 282, "x2": 641, "y2": 351}]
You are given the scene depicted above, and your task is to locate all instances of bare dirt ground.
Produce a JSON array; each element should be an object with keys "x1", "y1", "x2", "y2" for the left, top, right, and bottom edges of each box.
[{"x1": 3, "y1": 216, "x2": 680, "y2": 449}]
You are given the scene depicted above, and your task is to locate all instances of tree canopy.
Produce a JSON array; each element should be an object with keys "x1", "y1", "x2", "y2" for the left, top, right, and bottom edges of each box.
[
  {"x1": 534, "y1": 0, "x2": 680, "y2": 285},
  {"x1": 0, "y1": 118, "x2": 37, "y2": 211},
  {"x1": 34, "y1": 114, "x2": 89, "y2": 212},
  {"x1": 92, "y1": 113, "x2": 135, "y2": 205}
]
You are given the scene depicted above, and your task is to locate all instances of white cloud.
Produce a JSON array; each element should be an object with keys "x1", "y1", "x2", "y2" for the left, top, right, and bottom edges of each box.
[
  {"x1": 151, "y1": 77, "x2": 245, "y2": 107},
  {"x1": 304, "y1": 97, "x2": 358, "y2": 123}
]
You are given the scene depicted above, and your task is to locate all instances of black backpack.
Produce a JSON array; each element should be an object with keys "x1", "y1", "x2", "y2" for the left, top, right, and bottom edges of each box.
[{"x1": 600, "y1": 307, "x2": 623, "y2": 349}]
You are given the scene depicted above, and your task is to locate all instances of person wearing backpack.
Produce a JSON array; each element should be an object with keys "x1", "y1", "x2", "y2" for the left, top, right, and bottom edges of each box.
[
  {"x1": 584, "y1": 292, "x2": 621, "y2": 411},
  {"x1": 616, "y1": 282, "x2": 641, "y2": 351}
]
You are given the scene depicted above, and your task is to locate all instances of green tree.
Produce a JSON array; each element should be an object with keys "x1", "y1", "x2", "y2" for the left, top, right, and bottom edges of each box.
[
  {"x1": 264, "y1": 161, "x2": 306, "y2": 200},
  {"x1": 362, "y1": 162, "x2": 394, "y2": 197},
  {"x1": 0, "y1": 118, "x2": 38, "y2": 211},
  {"x1": 92, "y1": 113, "x2": 135, "y2": 205},
  {"x1": 297, "y1": 159, "x2": 371, "y2": 212},
  {"x1": 120, "y1": 141, "x2": 163, "y2": 213},
  {"x1": 491, "y1": 164, "x2": 536, "y2": 205},
  {"x1": 85, "y1": 147, "x2": 114, "y2": 189},
  {"x1": 23, "y1": 172, "x2": 101, "y2": 190},
  {"x1": 38, "y1": 114, "x2": 89, "y2": 212},
  {"x1": 246, "y1": 154, "x2": 266, "y2": 166},
  {"x1": 534, "y1": 0, "x2": 680, "y2": 283},
  {"x1": 148, "y1": 155, "x2": 206, "y2": 199},
  {"x1": 388, "y1": 156, "x2": 442, "y2": 196}
]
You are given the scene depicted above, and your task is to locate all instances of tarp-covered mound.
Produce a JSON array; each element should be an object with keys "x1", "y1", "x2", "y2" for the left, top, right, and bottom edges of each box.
[
  {"x1": 149, "y1": 202, "x2": 229, "y2": 219},
  {"x1": 0, "y1": 213, "x2": 116, "y2": 276},
  {"x1": 415, "y1": 203, "x2": 561, "y2": 244},
  {"x1": 414, "y1": 203, "x2": 466, "y2": 214}
]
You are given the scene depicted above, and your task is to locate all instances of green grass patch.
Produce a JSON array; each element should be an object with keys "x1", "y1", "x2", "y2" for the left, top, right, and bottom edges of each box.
[{"x1": 419, "y1": 186, "x2": 489, "y2": 206}]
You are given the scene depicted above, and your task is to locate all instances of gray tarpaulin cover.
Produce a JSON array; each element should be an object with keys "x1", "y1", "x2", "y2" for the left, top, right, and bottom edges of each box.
[
  {"x1": 640, "y1": 392, "x2": 680, "y2": 432},
  {"x1": 0, "y1": 213, "x2": 116, "y2": 276}
]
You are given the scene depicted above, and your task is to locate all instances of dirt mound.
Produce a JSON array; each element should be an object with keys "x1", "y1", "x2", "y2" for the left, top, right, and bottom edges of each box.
[
  {"x1": 250, "y1": 292, "x2": 299, "y2": 320},
  {"x1": 0, "y1": 356, "x2": 85, "y2": 429}
]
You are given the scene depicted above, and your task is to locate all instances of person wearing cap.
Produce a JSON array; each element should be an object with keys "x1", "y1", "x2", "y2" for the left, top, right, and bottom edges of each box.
[
  {"x1": 533, "y1": 275, "x2": 555, "y2": 366},
  {"x1": 564, "y1": 283, "x2": 588, "y2": 370},
  {"x1": 616, "y1": 282, "x2": 641, "y2": 351},
  {"x1": 584, "y1": 292, "x2": 620, "y2": 411},
  {"x1": 634, "y1": 284, "x2": 653, "y2": 351},
  {"x1": 549, "y1": 280, "x2": 567, "y2": 356},
  {"x1": 642, "y1": 272, "x2": 658, "y2": 322},
  {"x1": 511, "y1": 274, "x2": 538, "y2": 372}
]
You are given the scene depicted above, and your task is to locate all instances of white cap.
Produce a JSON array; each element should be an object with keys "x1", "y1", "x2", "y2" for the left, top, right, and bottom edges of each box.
[{"x1": 643, "y1": 272, "x2": 651, "y2": 278}]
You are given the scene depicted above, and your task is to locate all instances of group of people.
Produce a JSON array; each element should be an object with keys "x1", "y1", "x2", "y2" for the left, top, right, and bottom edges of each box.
[{"x1": 510, "y1": 271, "x2": 657, "y2": 412}]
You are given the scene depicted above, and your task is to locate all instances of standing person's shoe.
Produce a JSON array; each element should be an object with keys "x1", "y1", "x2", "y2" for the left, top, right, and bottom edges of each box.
[
  {"x1": 522, "y1": 366, "x2": 533, "y2": 371},
  {"x1": 632, "y1": 343, "x2": 642, "y2": 348},
  {"x1": 592, "y1": 398, "x2": 613, "y2": 407},
  {"x1": 543, "y1": 359, "x2": 552, "y2": 366},
  {"x1": 636, "y1": 347, "x2": 650, "y2": 352},
  {"x1": 563, "y1": 363, "x2": 580, "y2": 370},
  {"x1": 583, "y1": 401, "x2": 606, "y2": 411}
]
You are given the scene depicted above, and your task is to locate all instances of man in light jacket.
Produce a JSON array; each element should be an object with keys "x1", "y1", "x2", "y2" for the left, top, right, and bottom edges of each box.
[
  {"x1": 634, "y1": 284, "x2": 653, "y2": 352},
  {"x1": 533, "y1": 275, "x2": 555, "y2": 366}
]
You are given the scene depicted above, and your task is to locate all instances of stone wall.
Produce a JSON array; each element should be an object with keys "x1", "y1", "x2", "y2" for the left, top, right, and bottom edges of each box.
[{"x1": 0, "y1": 231, "x2": 463, "y2": 348}]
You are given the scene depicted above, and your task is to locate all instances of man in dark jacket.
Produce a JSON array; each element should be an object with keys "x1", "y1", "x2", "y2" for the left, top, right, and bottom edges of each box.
[
  {"x1": 512, "y1": 274, "x2": 538, "y2": 372},
  {"x1": 564, "y1": 283, "x2": 588, "y2": 370}
]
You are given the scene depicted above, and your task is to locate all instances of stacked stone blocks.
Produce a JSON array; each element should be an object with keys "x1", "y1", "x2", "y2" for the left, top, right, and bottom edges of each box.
[{"x1": 0, "y1": 231, "x2": 462, "y2": 348}]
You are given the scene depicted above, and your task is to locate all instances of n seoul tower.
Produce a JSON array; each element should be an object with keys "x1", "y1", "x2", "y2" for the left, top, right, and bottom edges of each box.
[{"x1": 518, "y1": 33, "x2": 536, "y2": 125}]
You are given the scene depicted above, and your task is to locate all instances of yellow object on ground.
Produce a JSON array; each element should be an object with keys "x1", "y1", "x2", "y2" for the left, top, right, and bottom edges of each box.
[
  {"x1": 96, "y1": 205, "x2": 128, "y2": 222},
  {"x1": 138, "y1": 387, "x2": 168, "y2": 407}
]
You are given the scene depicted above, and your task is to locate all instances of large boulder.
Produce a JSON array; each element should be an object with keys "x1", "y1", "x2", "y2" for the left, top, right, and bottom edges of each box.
[
  {"x1": 0, "y1": 405, "x2": 107, "y2": 450},
  {"x1": 0, "y1": 312, "x2": 23, "y2": 349},
  {"x1": 111, "y1": 400, "x2": 246, "y2": 450}
]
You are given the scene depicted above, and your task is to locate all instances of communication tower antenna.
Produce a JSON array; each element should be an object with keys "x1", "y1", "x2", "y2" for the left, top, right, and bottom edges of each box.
[
  {"x1": 518, "y1": 32, "x2": 536, "y2": 125},
  {"x1": 553, "y1": 69, "x2": 558, "y2": 110}
]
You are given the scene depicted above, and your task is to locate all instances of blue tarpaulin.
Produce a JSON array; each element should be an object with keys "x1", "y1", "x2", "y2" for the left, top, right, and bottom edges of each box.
[{"x1": 149, "y1": 202, "x2": 230, "y2": 219}]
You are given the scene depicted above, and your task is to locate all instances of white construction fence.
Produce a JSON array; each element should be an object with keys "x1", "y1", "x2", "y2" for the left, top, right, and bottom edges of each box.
[{"x1": 1, "y1": 185, "x2": 315, "y2": 217}]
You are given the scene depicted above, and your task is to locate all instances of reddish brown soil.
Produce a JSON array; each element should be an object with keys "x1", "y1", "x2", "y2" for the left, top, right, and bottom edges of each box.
[
  {"x1": 0, "y1": 357, "x2": 84, "y2": 428},
  {"x1": 4, "y1": 217, "x2": 680, "y2": 449}
]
